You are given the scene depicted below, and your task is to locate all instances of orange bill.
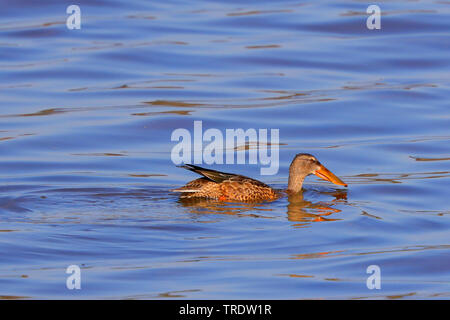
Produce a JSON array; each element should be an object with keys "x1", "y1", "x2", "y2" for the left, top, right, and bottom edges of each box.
[{"x1": 313, "y1": 164, "x2": 347, "y2": 187}]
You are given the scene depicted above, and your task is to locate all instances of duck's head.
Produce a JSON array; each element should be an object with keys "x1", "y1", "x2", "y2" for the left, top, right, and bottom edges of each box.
[{"x1": 287, "y1": 153, "x2": 347, "y2": 193}]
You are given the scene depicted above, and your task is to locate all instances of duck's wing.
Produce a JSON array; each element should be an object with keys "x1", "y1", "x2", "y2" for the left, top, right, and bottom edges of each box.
[
  {"x1": 178, "y1": 164, "x2": 240, "y2": 183},
  {"x1": 177, "y1": 164, "x2": 271, "y2": 187},
  {"x1": 174, "y1": 165, "x2": 278, "y2": 201}
]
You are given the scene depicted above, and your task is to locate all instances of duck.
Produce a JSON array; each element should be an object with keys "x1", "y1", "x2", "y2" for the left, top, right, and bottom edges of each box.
[{"x1": 172, "y1": 153, "x2": 347, "y2": 202}]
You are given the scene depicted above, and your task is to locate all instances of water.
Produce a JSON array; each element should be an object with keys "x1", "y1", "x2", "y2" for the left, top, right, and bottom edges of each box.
[{"x1": 0, "y1": 0, "x2": 449, "y2": 299}]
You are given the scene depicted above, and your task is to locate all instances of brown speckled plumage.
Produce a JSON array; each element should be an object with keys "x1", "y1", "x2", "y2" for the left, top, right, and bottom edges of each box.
[
  {"x1": 173, "y1": 165, "x2": 278, "y2": 201},
  {"x1": 173, "y1": 154, "x2": 347, "y2": 202}
]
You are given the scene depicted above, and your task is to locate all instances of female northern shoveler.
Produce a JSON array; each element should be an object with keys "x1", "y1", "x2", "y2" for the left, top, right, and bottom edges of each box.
[{"x1": 173, "y1": 153, "x2": 347, "y2": 202}]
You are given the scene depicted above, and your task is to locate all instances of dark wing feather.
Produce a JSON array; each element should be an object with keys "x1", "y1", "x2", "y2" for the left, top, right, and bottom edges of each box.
[
  {"x1": 178, "y1": 164, "x2": 240, "y2": 183},
  {"x1": 178, "y1": 164, "x2": 270, "y2": 188}
]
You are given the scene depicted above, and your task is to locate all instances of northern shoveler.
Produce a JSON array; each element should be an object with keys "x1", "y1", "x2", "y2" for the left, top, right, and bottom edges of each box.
[{"x1": 173, "y1": 153, "x2": 347, "y2": 201}]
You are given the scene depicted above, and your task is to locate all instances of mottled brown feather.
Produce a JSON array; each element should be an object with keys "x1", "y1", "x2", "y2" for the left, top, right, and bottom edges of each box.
[{"x1": 174, "y1": 171, "x2": 279, "y2": 201}]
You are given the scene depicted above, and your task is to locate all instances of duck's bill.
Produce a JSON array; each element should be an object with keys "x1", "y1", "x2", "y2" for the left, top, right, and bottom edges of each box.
[{"x1": 314, "y1": 165, "x2": 348, "y2": 187}]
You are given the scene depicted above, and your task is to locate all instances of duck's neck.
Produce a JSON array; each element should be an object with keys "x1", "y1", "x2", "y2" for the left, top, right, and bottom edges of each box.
[{"x1": 287, "y1": 172, "x2": 305, "y2": 194}]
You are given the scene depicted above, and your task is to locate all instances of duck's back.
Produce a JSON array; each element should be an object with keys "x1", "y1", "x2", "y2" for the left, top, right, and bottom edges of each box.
[{"x1": 173, "y1": 165, "x2": 278, "y2": 201}]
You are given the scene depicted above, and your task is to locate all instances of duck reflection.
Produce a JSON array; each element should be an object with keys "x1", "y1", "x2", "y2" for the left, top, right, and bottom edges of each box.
[
  {"x1": 178, "y1": 197, "x2": 275, "y2": 219},
  {"x1": 286, "y1": 189, "x2": 347, "y2": 224},
  {"x1": 177, "y1": 188, "x2": 348, "y2": 224}
]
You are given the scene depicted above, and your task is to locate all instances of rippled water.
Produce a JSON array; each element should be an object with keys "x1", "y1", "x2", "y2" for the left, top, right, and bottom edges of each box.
[{"x1": 0, "y1": 0, "x2": 449, "y2": 299}]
